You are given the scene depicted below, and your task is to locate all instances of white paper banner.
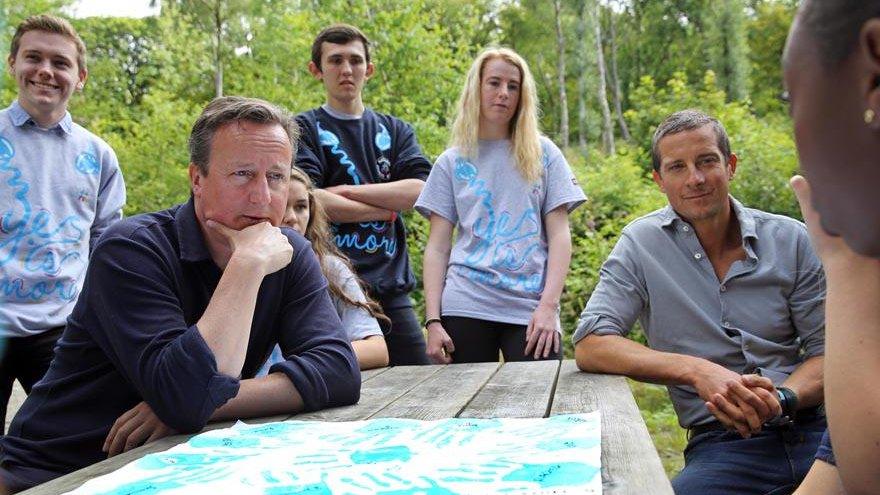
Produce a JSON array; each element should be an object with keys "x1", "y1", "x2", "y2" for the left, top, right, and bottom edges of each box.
[{"x1": 68, "y1": 412, "x2": 602, "y2": 495}]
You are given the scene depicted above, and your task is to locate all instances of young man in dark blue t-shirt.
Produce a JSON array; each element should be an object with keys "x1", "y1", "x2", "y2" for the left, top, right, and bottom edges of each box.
[{"x1": 296, "y1": 24, "x2": 431, "y2": 365}]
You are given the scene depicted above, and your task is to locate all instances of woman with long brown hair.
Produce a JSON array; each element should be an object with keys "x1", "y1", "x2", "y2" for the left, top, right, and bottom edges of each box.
[{"x1": 262, "y1": 167, "x2": 389, "y2": 371}]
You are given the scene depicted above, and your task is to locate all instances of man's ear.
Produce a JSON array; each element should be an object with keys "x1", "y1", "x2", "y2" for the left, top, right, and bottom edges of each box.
[
  {"x1": 727, "y1": 153, "x2": 738, "y2": 178},
  {"x1": 860, "y1": 18, "x2": 880, "y2": 130},
  {"x1": 189, "y1": 164, "x2": 203, "y2": 195},
  {"x1": 308, "y1": 61, "x2": 322, "y2": 80},
  {"x1": 652, "y1": 169, "x2": 665, "y2": 193},
  {"x1": 365, "y1": 62, "x2": 375, "y2": 80},
  {"x1": 7, "y1": 54, "x2": 15, "y2": 76},
  {"x1": 77, "y1": 67, "x2": 88, "y2": 91}
]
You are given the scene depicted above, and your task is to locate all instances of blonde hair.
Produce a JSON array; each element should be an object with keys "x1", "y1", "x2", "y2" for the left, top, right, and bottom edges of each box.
[
  {"x1": 450, "y1": 47, "x2": 543, "y2": 182},
  {"x1": 288, "y1": 167, "x2": 389, "y2": 325}
]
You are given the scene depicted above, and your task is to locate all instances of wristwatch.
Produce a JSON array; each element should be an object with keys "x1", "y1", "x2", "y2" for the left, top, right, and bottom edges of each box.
[{"x1": 776, "y1": 387, "x2": 798, "y2": 419}]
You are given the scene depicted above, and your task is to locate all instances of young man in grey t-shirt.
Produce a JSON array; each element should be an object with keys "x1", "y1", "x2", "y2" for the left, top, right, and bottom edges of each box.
[{"x1": 0, "y1": 15, "x2": 125, "y2": 432}]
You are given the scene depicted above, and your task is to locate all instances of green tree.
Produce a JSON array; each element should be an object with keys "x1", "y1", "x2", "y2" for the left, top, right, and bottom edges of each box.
[
  {"x1": 705, "y1": 0, "x2": 750, "y2": 101},
  {"x1": 747, "y1": 0, "x2": 796, "y2": 115}
]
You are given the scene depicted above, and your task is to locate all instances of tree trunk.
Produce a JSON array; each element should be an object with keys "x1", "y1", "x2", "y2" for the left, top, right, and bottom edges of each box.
[
  {"x1": 553, "y1": 0, "x2": 569, "y2": 148},
  {"x1": 594, "y1": 2, "x2": 614, "y2": 154},
  {"x1": 607, "y1": 4, "x2": 631, "y2": 142},
  {"x1": 213, "y1": 0, "x2": 223, "y2": 98},
  {"x1": 576, "y1": 0, "x2": 588, "y2": 152}
]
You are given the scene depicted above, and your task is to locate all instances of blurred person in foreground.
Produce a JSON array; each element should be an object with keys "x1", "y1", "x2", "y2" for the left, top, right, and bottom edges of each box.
[{"x1": 784, "y1": 1, "x2": 880, "y2": 494}]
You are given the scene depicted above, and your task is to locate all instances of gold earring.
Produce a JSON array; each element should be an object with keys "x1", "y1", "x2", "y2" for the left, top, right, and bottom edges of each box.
[{"x1": 865, "y1": 108, "x2": 876, "y2": 124}]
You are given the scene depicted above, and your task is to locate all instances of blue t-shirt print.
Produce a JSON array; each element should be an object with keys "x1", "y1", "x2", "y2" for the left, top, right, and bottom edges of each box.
[
  {"x1": 316, "y1": 122, "x2": 396, "y2": 257},
  {"x1": 453, "y1": 157, "x2": 543, "y2": 294},
  {"x1": 0, "y1": 136, "x2": 86, "y2": 302}
]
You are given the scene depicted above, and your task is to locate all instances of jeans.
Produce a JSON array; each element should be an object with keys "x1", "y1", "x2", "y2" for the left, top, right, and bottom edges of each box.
[
  {"x1": 672, "y1": 417, "x2": 827, "y2": 495},
  {"x1": 814, "y1": 428, "x2": 836, "y2": 465}
]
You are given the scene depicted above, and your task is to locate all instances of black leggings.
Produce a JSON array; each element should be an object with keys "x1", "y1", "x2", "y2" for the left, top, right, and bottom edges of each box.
[{"x1": 442, "y1": 316, "x2": 561, "y2": 363}]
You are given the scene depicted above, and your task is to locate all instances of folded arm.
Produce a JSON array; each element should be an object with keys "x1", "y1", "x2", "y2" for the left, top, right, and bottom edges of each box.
[
  {"x1": 328, "y1": 179, "x2": 425, "y2": 211},
  {"x1": 313, "y1": 189, "x2": 393, "y2": 223}
]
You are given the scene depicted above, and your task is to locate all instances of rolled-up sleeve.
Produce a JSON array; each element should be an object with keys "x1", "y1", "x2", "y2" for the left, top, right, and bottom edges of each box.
[
  {"x1": 790, "y1": 225, "x2": 826, "y2": 358},
  {"x1": 85, "y1": 236, "x2": 239, "y2": 432},
  {"x1": 270, "y1": 239, "x2": 361, "y2": 411},
  {"x1": 572, "y1": 232, "x2": 648, "y2": 344}
]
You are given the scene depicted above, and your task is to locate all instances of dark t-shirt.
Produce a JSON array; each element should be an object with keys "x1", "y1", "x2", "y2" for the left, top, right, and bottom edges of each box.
[
  {"x1": 0, "y1": 199, "x2": 360, "y2": 490},
  {"x1": 295, "y1": 107, "x2": 432, "y2": 297}
]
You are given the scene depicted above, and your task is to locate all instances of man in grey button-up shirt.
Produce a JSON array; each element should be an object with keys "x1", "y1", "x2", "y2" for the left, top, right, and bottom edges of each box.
[{"x1": 573, "y1": 110, "x2": 825, "y2": 495}]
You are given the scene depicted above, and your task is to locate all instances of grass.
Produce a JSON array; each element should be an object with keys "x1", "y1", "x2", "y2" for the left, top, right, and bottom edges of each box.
[{"x1": 628, "y1": 379, "x2": 688, "y2": 478}]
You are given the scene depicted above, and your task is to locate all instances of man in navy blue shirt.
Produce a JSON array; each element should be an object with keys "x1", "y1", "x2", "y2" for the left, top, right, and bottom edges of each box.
[
  {"x1": 0, "y1": 96, "x2": 360, "y2": 492},
  {"x1": 296, "y1": 24, "x2": 432, "y2": 365}
]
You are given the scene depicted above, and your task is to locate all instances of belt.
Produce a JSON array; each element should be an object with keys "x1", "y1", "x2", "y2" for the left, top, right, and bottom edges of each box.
[{"x1": 688, "y1": 405, "x2": 824, "y2": 440}]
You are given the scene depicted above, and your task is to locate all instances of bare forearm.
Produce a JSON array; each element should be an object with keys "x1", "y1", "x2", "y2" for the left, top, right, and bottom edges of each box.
[
  {"x1": 824, "y1": 257, "x2": 880, "y2": 494},
  {"x1": 352, "y1": 336, "x2": 389, "y2": 370},
  {"x1": 342, "y1": 179, "x2": 425, "y2": 211},
  {"x1": 781, "y1": 355, "x2": 824, "y2": 410},
  {"x1": 423, "y1": 242, "x2": 451, "y2": 320},
  {"x1": 575, "y1": 334, "x2": 704, "y2": 386},
  {"x1": 210, "y1": 373, "x2": 304, "y2": 421},
  {"x1": 197, "y1": 256, "x2": 263, "y2": 377},
  {"x1": 539, "y1": 208, "x2": 572, "y2": 308},
  {"x1": 314, "y1": 189, "x2": 392, "y2": 223}
]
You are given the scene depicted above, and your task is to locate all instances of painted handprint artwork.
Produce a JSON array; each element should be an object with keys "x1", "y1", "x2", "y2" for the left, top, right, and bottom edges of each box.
[{"x1": 69, "y1": 413, "x2": 601, "y2": 495}]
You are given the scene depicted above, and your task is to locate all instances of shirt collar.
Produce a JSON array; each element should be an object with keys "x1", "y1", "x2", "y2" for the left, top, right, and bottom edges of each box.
[
  {"x1": 660, "y1": 196, "x2": 760, "y2": 258},
  {"x1": 8, "y1": 100, "x2": 73, "y2": 135},
  {"x1": 174, "y1": 197, "x2": 213, "y2": 262}
]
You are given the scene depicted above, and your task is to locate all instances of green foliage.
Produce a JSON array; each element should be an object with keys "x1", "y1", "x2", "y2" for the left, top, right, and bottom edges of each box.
[
  {"x1": 747, "y1": 0, "x2": 796, "y2": 115},
  {"x1": 629, "y1": 380, "x2": 687, "y2": 476}
]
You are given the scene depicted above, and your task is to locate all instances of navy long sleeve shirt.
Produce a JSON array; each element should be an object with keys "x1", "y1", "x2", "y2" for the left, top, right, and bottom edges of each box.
[{"x1": 0, "y1": 199, "x2": 360, "y2": 490}]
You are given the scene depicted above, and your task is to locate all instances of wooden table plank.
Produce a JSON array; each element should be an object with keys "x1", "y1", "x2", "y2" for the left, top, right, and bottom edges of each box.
[
  {"x1": 551, "y1": 360, "x2": 672, "y2": 495},
  {"x1": 290, "y1": 365, "x2": 444, "y2": 422},
  {"x1": 458, "y1": 360, "x2": 560, "y2": 418},
  {"x1": 371, "y1": 362, "x2": 500, "y2": 420}
]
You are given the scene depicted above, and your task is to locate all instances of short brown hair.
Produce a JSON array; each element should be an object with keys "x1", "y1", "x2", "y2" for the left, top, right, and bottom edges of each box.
[
  {"x1": 9, "y1": 14, "x2": 87, "y2": 72},
  {"x1": 310, "y1": 24, "x2": 371, "y2": 70},
  {"x1": 189, "y1": 96, "x2": 299, "y2": 175},
  {"x1": 651, "y1": 110, "x2": 732, "y2": 173}
]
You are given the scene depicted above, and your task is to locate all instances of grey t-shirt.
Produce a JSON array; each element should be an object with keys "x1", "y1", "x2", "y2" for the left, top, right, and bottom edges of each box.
[
  {"x1": 415, "y1": 137, "x2": 585, "y2": 325},
  {"x1": 0, "y1": 101, "x2": 126, "y2": 337},
  {"x1": 325, "y1": 255, "x2": 383, "y2": 341}
]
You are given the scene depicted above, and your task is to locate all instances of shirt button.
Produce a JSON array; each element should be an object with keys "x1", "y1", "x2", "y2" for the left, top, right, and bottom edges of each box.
[
  {"x1": 694, "y1": 253, "x2": 702, "y2": 260},
  {"x1": 720, "y1": 285, "x2": 727, "y2": 292},
  {"x1": 723, "y1": 321, "x2": 731, "y2": 327},
  {"x1": 682, "y1": 226, "x2": 690, "y2": 232}
]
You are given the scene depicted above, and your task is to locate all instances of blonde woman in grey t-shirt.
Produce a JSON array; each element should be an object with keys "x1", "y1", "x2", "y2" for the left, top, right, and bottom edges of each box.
[{"x1": 415, "y1": 47, "x2": 585, "y2": 364}]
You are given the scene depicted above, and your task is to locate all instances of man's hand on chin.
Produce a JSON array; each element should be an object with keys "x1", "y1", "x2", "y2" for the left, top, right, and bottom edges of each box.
[{"x1": 205, "y1": 219, "x2": 293, "y2": 274}]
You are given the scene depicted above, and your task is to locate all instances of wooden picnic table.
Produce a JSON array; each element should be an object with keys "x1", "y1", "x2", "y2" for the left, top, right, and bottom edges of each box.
[{"x1": 23, "y1": 360, "x2": 673, "y2": 494}]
